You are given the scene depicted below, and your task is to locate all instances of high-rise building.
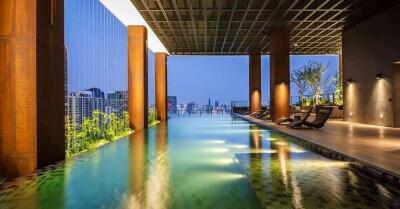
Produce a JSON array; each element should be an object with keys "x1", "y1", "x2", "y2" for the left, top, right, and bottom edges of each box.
[
  {"x1": 68, "y1": 91, "x2": 93, "y2": 127},
  {"x1": 87, "y1": 87, "x2": 106, "y2": 112},
  {"x1": 215, "y1": 100, "x2": 219, "y2": 108},
  {"x1": 167, "y1": 96, "x2": 177, "y2": 113},
  {"x1": 187, "y1": 102, "x2": 196, "y2": 113},
  {"x1": 106, "y1": 90, "x2": 128, "y2": 116}
]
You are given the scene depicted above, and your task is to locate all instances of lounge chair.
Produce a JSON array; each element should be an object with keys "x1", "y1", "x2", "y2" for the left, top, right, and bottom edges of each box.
[
  {"x1": 255, "y1": 109, "x2": 270, "y2": 119},
  {"x1": 276, "y1": 106, "x2": 313, "y2": 125},
  {"x1": 288, "y1": 106, "x2": 333, "y2": 129},
  {"x1": 248, "y1": 110, "x2": 262, "y2": 116}
]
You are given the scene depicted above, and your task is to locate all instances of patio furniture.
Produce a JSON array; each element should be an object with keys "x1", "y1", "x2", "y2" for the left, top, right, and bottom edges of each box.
[
  {"x1": 288, "y1": 106, "x2": 333, "y2": 129},
  {"x1": 276, "y1": 106, "x2": 313, "y2": 125},
  {"x1": 249, "y1": 110, "x2": 263, "y2": 116},
  {"x1": 255, "y1": 109, "x2": 271, "y2": 119}
]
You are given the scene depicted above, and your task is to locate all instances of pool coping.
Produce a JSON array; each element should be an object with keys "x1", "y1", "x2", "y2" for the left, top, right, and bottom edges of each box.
[{"x1": 232, "y1": 113, "x2": 400, "y2": 187}]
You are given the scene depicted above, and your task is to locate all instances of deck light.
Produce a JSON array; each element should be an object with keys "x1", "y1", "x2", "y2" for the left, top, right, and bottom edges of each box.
[
  {"x1": 376, "y1": 73, "x2": 383, "y2": 80},
  {"x1": 346, "y1": 78, "x2": 352, "y2": 84}
]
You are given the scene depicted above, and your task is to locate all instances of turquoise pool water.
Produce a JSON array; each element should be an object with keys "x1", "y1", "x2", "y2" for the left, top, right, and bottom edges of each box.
[{"x1": 0, "y1": 115, "x2": 399, "y2": 209}]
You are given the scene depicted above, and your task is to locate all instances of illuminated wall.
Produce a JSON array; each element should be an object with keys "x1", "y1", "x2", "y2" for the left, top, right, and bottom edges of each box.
[{"x1": 343, "y1": 5, "x2": 400, "y2": 127}]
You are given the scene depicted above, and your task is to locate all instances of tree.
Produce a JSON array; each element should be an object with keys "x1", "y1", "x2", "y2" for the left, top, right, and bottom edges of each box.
[
  {"x1": 291, "y1": 68, "x2": 308, "y2": 105},
  {"x1": 334, "y1": 71, "x2": 343, "y2": 105},
  {"x1": 303, "y1": 61, "x2": 329, "y2": 105},
  {"x1": 65, "y1": 115, "x2": 73, "y2": 156},
  {"x1": 122, "y1": 111, "x2": 130, "y2": 131},
  {"x1": 91, "y1": 110, "x2": 102, "y2": 139}
]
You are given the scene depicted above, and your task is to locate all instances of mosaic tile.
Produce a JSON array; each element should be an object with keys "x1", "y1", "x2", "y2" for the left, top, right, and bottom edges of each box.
[{"x1": 236, "y1": 153, "x2": 400, "y2": 209}]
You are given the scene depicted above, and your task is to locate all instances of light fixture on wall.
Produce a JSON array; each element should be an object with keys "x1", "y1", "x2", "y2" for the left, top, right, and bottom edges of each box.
[
  {"x1": 280, "y1": 80, "x2": 286, "y2": 85},
  {"x1": 346, "y1": 78, "x2": 353, "y2": 84},
  {"x1": 376, "y1": 73, "x2": 383, "y2": 80}
]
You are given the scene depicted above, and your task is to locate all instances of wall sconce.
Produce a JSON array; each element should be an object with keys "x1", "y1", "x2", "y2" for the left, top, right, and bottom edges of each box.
[
  {"x1": 294, "y1": 43, "x2": 298, "y2": 47},
  {"x1": 280, "y1": 80, "x2": 286, "y2": 85},
  {"x1": 346, "y1": 78, "x2": 352, "y2": 84},
  {"x1": 376, "y1": 73, "x2": 383, "y2": 80}
]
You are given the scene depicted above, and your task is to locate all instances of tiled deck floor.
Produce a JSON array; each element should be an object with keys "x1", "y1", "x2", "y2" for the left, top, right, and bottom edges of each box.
[{"x1": 234, "y1": 113, "x2": 400, "y2": 178}]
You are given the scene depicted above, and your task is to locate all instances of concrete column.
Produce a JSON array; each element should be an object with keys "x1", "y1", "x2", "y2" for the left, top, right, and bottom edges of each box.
[
  {"x1": 0, "y1": 0, "x2": 37, "y2": 177},
  {"x1": 155, "y1": 53, "x2": 168, "y2": 121},
  {"x1": 270, "y1": 28, "x2": 290, "y2": 122},
  {"x1": 128, "y1": 26, "x2": 148, "y2": 131},
  {"x1": 37, "y1": 0, "x2": 65, "y2": 168},
  {"x1": 249, "y1": 54, "x2": 261, "y2": 113}
]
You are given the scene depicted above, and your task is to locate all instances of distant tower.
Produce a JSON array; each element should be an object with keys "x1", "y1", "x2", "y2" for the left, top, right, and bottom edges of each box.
[{"x1": 208, "y1": 98, "x2": 211, "y2": 107}]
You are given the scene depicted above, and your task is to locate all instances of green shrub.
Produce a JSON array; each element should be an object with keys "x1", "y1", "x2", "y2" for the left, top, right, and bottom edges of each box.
[
  {"x1": 148, "y1": 108, "x2": 159, "y2": 126},
  {"x1": 65, "y1": 110, "x2": 132, "y2": 157}
]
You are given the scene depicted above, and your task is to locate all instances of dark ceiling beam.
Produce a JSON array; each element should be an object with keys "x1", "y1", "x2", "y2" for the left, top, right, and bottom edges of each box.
[
  {"x1": 137, "y1": 0, "x2": 172, "y2": 51},
  {"x1": 220, "y1": 0, "x2": 238, "y2": 52},
  {"x1": 188, "y1": 0, "x2": 199, "y2": 52},
  {"x1": 228, "y1": 0, "x2": 253, "y2": 53},
  {"x1": 171, "y1": 0, "x2": 190, "y2": 52},
  {"x1": 154, "y1": 0, "x2": 183, "y2": 52},
  {"x1": 244, "y1": 0, "x2": 291, "y2": 53},
  {"x1": 212, "y1": 0, "x2": 222, "y2": 53},
  {"x1": 235, "y1": 0, "x2": 270, "y2": 54},
  {"x1": 203, "y1": 0, "x2": 207, "y2": 52}
]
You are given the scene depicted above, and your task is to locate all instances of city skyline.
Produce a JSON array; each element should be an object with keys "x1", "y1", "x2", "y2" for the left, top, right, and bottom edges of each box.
[{"x1": 66, "y1": 0, "x2": 338, "y2": 107}]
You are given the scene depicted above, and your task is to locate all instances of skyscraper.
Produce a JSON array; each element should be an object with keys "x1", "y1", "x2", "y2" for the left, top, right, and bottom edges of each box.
[
  {"x1": 167, "y1": 96, "x2": 177, "y2": 113},
  {"x1": 87, "y1": 87, "x2": 106, "y2": 113},
  {"x1": 106, "y1": 90, "x2": 128, "y2": 116},
  {"x1": 68, "y1": 91, "x2": 93, "y2": 127}
]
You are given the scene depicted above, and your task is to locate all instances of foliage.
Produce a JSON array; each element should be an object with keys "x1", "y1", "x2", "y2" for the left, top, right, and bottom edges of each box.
[
  {"x1": 334, "y1": 71, "x2": 343, "y2": 105},
  {"x1": 148, "y1": 108, "x2": 160, "y2": 126},
  {"x1": 302, "y1": 60, "x2": 332, "y2": 105},
  {"x1": 65, "y1": 110, "x2": 132, "y2": 157},
  {"x1": 291, "y1": 67, "x2": 308, "y2": 105}
]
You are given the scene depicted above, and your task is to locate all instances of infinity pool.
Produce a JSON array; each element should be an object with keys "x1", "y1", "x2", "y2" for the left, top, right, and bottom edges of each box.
[{"x1": 1, "y1": 115, "x2": 399, "y2": 209}]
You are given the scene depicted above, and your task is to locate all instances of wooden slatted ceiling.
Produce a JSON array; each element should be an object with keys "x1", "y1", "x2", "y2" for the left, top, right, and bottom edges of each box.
[{"x1": 131, "y1": 0, "x2": 399, "y2": 55}]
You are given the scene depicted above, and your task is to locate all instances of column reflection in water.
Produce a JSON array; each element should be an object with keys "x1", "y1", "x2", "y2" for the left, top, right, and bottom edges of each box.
[
  {"x1": 125, "y1": 130, "x2": 148, "y2": 208},
  {"x1": 146, "y1": 122, "x2": 170, "y2": 209},
  {"x1": 249, "y1": 125, "x2": 262, "y2": 152},
  {"x1": 124, "y1": 123, "x2": 170, "y2": 209},
  {"x1": 270, "y1": 136, "x2": 299, "y2": 208}
]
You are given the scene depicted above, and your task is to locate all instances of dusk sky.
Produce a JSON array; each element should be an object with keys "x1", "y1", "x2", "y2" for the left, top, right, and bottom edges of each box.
[
  {"x1": 161, "y1": 55, "x2": 338, "y2": 106},
  {"x1": 66, "y1": 0, "x2": 339, "y2": 106}
]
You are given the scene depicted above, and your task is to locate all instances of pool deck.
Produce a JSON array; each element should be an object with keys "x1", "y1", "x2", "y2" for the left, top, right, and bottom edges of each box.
[{"x1": 233, "y1": 113, "x2": 400, "y2": 181}]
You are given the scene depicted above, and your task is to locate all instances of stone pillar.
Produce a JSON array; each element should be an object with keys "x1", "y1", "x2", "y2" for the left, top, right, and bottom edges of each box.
[
  {"x1": 249, "y1": 54, "x2": 261, "y2": 113},
  {"x1": 155, "y1": 53, "x2": 168, "y2": 121},
  {"x1": 270, "y1": 28, "x2": 290, "y2": 121},
  {"x1": 128, "y1": 26, "x2": 148, "y2": 131},
  {"x1": 0, "y1": 0, "x2": 37, "y2": 177},
  {"x1": 37, "y1": 0, "x2": 65, "y2": 168}
]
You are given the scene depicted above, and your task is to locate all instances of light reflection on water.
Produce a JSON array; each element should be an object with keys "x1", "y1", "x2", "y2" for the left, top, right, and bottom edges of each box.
[{"x1": 0, "y1": 115, "x2": 400, "y2": 209}]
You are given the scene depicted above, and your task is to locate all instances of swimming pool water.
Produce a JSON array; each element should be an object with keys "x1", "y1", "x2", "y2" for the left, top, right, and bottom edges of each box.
[{"x1": 0, "y1": 115, "x2": 399, "y2": 209}]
